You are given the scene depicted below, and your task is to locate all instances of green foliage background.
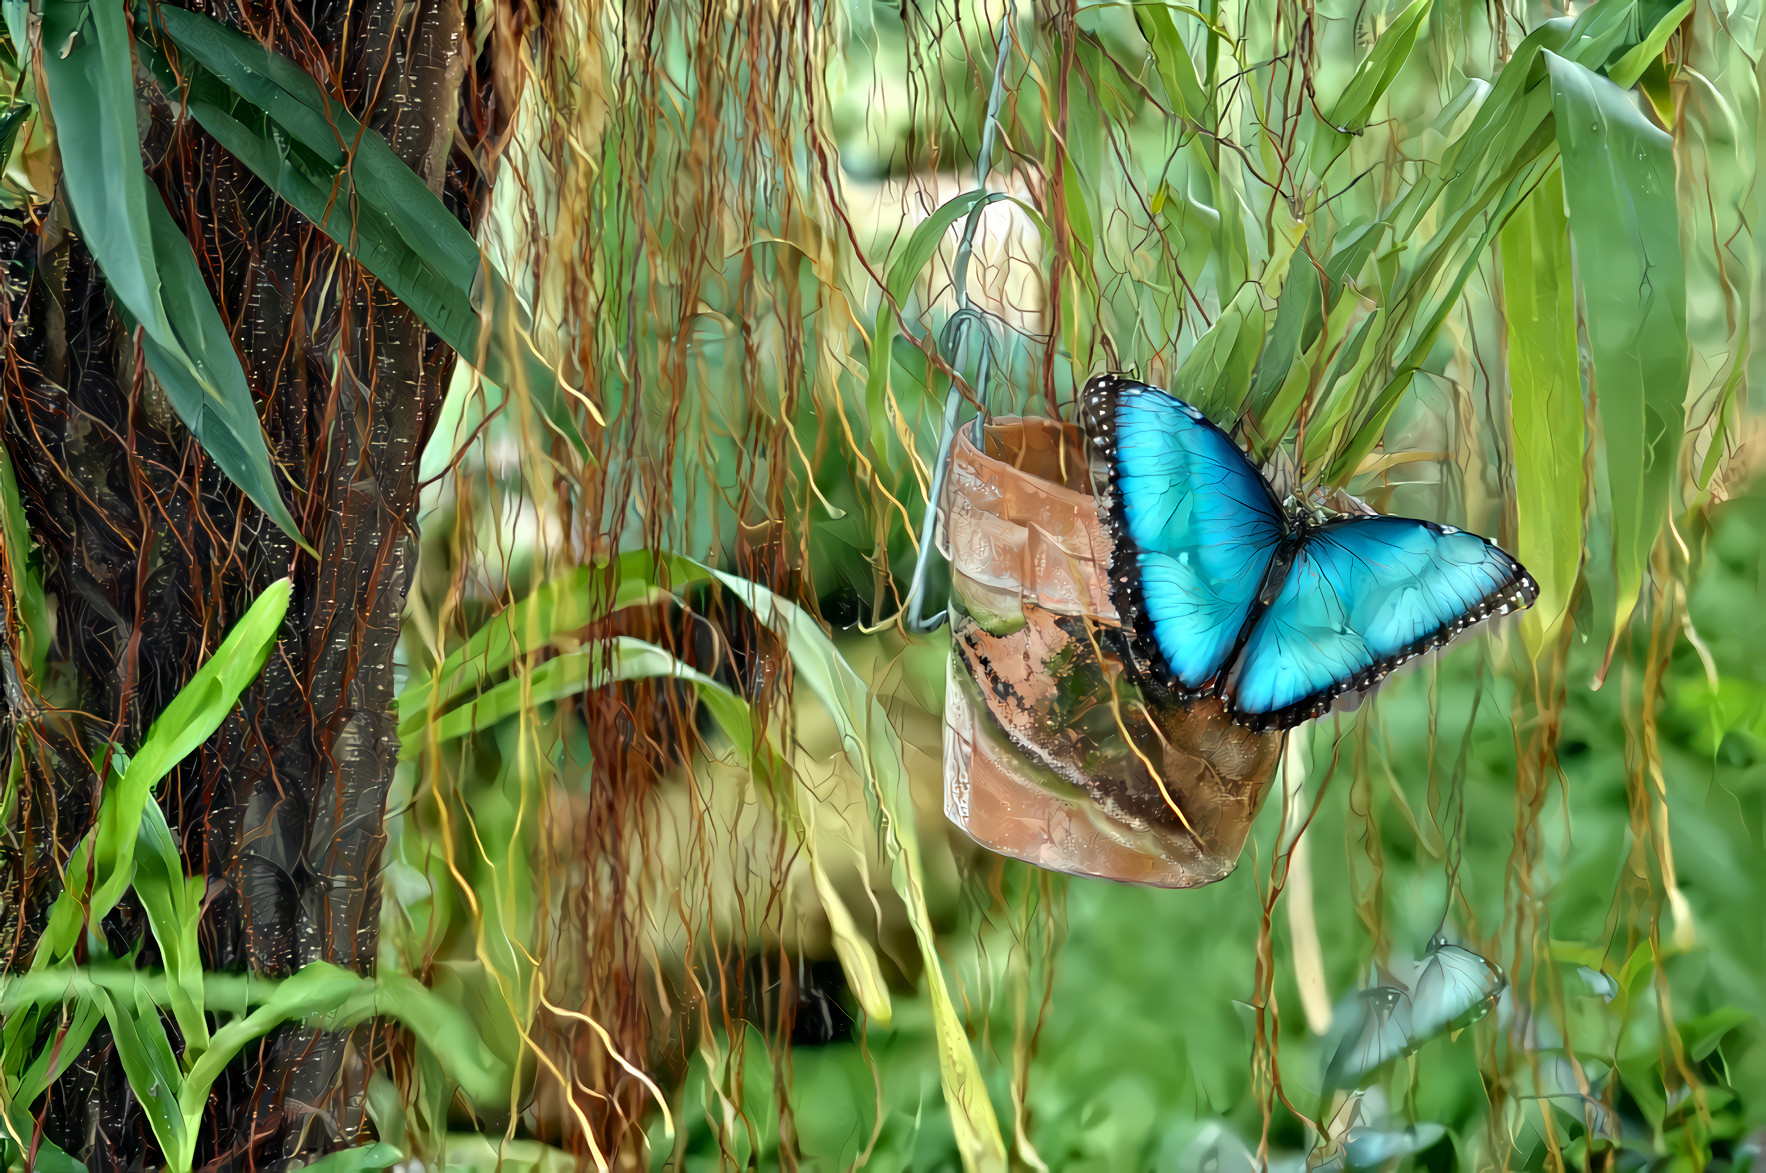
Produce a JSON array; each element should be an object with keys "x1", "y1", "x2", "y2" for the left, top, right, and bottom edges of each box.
[{"x1": 3, "y1": 0, "x2": 1766, "y2": 1167}]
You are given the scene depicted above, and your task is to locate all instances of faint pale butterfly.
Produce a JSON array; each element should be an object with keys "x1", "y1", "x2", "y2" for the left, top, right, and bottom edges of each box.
[
  {"x1": 1576, "y1": 965, "x2": 1618, "y2": 1002},
  {"x1": 1324, "y1": 986, "x2": 1413, "y2": 1091},
  {"x1": 1344, "y1": 1123, "x2": 1448, "y2": 1169},
  {"x1": 1407, "y1": 933, "x2": 1505, "y2": 1043}
]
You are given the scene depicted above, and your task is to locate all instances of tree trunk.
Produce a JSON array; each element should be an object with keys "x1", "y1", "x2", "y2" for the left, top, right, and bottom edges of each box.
[{"x1": 0, "y1": 0, "x2": 498, "y2": 1162}]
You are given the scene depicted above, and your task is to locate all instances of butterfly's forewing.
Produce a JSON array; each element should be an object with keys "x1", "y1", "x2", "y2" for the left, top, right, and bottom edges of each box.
[
  {"x1": 1409, "y1": 936, "x2": 1505, "y2": 1042},
  {"x1": 1323, "y1": 986, "x2": 1413, "y2": 1092},
  {"x1": 1225, "y1": 516, "x2": 1536, "y2": 728},
  {"x1": 1082, "y1": 377, "x2": 1285, "y2": 693}
]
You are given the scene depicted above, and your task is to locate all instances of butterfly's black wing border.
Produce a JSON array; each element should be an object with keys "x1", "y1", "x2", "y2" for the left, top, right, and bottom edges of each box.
[
  {"x1": 1224, "y1": 516, "x2": 1539, "y2": 732},
  {"x1": 1078, "y1": 373, "x2": 1287, "y2": 704}
]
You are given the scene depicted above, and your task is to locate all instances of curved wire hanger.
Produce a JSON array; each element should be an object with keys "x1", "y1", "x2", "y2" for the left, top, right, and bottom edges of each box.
[{"x1": 902, "y1": 7, "x2": 1016, "y2": 635}]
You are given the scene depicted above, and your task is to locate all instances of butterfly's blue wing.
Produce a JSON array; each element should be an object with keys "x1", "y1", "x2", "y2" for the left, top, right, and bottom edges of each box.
[
  {"x1": 1081, "y1": 376, "x2": 1285, "y2": 693},
  {"x1": 1225, "y1": 516, "x2": 1536, "y2": 728}
]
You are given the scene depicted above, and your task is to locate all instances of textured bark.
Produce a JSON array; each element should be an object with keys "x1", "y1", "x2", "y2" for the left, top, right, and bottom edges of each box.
[
  {"x1": 0, "y1": 0, "x2": 492, "y2": 1163},
  {"x1": 235, "y1": 0, "x2": 471, "y2": 1152}
]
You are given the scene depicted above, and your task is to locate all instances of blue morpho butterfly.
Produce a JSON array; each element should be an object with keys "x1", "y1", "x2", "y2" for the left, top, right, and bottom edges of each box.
[
  {"x1": 1081, "y1": 375, "x2": 1539, "y2": 730},
  {"x1": 1407, "y1": 933, "x2": 1505, "y2": 1043}
]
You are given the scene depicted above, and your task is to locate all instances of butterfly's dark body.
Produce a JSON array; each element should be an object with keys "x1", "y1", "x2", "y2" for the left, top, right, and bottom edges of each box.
[{"x1": 1080, "y1": 375, "x2": 1538, "y2": 732}]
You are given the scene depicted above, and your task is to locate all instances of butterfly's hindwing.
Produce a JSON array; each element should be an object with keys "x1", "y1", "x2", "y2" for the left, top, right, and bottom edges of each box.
[
  {"x1": 1080, "y1": 376, "x2": 1286, "y2": 697},
  {"x1": 1224, "y1": 516, "x2": 1537, "y2": 729}
]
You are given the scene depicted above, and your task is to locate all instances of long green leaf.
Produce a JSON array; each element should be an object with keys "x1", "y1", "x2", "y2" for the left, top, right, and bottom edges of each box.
[
  {"x1": 395, "y1": 551, "x2": 695, "y2": 743},
  {"x1": 865, "y1": 191, "x2": 988, "y2": 473},
  {"x1": 1608, "y1": 0, "x2": 1692, "y2": 89},
  {"x1": 1254, "y1": 286, "x2": 1365, "y2": 456},
  {"x1": 2, "y1": 963, "x2": 508, "y2": 1120},
  {"x1": 372, "y1": 975, "x2": 511, "y2": 1107},
  {"x1": 1327, "y1": 151, "x2": 1555, "y2": 482},
  {"x1": 131, "y1": 800, "x2": 210, "y2": 1053},
  {"x1": 90, "y1": 982, "x2": 187, "y2": 1170},
  {"x1": 417, "y1": 646, "x2": 616, "y2": 751},
  {"x1": 0, "y1": 1102, "x2": 87, "y2": 1173},
  {"x1": 35, "y1": 579, "x2": 291, "y2": 959},
  {"x1": 1248, "y1": 259, "x2": 1321, "y2": 418},
  {"x1": 1324, "y1": 0, "x2": 1435, "y2": 131},
  {"x1": 1177, "y1": 283, "x2": 1266, "y2": 419},
  {"x1": 138, "y1": 4, "x2": 592, "y2": 460},
  {"x1": 37, "y1": 0, "x2": 305, "y2": 545},
  {"x1": 88, "y1": 578, "x2": 290, "y2": 923},
  {"x1": 297, "y1": 1144, "x2": 402, "y2": 1173},
  {"x1": 180, "y1": 964, "x2": 378, "y2": 1131},
  {"x1": 1136, "y1": 4, "x2": 1208, "y2": 120},
  {"x1": 705, "y1": 566, "x2": 1008, "y2": 1172},
  {"x1": 0, "y1": 442, "x2": 44, "y2": 683},
  {"x1": 403, "y1": 630, "x2": 896, "y2": 1025},
  {"x1": 1388, "y1": 3, "x2": 1637, "y2": 243},
  {"x1": 1317, "y1": 1, "x2": 1650, "y2": 474},
  {"x1": 1501, "y1": 170, "x2": 1585, "y2": 658},
  {"x1": 1546, "y1": 50, "x2": 1687, "y2": 652},
  {"x1": 7, "y1": 999, "x2": 102, "y2": 1108}
]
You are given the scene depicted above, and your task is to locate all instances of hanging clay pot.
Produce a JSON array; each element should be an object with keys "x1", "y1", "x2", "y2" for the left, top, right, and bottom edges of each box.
[{"x1": 939, "y1": 415, "x2": 1283, "y2": 887}]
